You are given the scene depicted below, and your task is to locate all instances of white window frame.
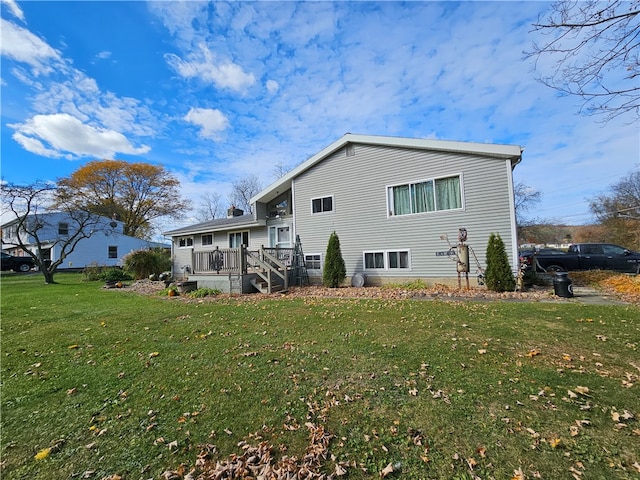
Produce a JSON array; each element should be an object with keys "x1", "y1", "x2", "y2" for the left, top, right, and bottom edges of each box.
[
  {"x1": 305, "y1": 253, "x2": 322, "y2": 270},
  {"x1": 269, "y1": 225, "x2": 291, "y2": 248},
  {"x1": 311, "y1": 195, "x2": 334, "y2": 215},
  {"x1": 229, "y1": 231, "x2": 249, "y2": 248},
  {"x1": 387, "y1": 174, "x2": 463, "y2": 217},
  {"x1": 363, "y1": 249, "x2": 411, "y2": 271},
  {"x1": 178, "y1": 236, "x2": 194, "y2": 248}
]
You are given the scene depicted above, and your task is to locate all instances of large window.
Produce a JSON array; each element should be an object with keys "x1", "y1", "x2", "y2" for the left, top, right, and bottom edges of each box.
[
  {"x1": 364, "y1": 250, "x2": 411, "y2": 270},
  {"x1": 229, "y1": 231, "x2": 249, "y2": 248},
  {"x1": 305, "y1": 254, "x2": 322, "y2": 270},
  {"x1": 388, "y1": 175, "x2": 462, "y2": 216},
  {"x1": 311, "y1": 195, "x2": 334, "y2": 214}
]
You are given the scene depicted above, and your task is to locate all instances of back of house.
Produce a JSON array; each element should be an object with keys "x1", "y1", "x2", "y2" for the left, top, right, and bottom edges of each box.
[{"x1": 165, "y1": 134, "x2": 522, "y2": 292}]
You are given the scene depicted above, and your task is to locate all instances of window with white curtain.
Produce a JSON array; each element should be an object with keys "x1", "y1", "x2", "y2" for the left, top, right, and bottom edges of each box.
[{"x1": 388, "y1": 175, "x2": 462, "y2": 216}]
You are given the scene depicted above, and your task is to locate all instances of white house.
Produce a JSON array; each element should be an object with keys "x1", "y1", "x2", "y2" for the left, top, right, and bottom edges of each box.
[
  {"x1": 164, "y1": 134, "x2": 522, "y2": 293},
  {"x1": 1, "y1": 211, "x2": 168, "y2": 269}
]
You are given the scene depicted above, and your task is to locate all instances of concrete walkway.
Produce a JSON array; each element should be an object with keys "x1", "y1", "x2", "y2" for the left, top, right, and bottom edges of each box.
[{"x1": 562, "y1": 286, "x2": 631, "y2": 306}]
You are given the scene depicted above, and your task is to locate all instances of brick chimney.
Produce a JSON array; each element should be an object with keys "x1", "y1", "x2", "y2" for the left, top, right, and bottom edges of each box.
[{"x1": 227, "y1": 205, "x2": 244, "y2": 218}]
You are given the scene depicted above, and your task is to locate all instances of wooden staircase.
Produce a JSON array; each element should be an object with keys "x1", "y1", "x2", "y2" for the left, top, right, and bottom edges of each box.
[{"x1": 246, "y1": 248, "x2": 289, "y2": 294}]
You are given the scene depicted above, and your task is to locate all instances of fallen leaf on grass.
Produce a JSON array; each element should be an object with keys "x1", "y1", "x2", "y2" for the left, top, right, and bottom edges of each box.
[
  {"x1": 574, "y1": 386, "x2": 589, "y2": 395},
  {"x1": 526, "y1": 349, "x2": 541, "y2": 357},
  {"x1": 149, "y1": 352, "x2": 159, "y2": 358},
  {"x1": 478, "y1": 349, "x2": 487, "y2": 354},
  {"x1": 511, "y1": 468, "x2": 525, "y2": 480},
  {"x1": 335, "y1": 464, "x2": 347, "y2": 476},
  {"x1": 380, "y1": 462, "x2": 394, "y2": 477},
  {"x1": 34, "y1": 447, "x2": 51, "y2": 460}
]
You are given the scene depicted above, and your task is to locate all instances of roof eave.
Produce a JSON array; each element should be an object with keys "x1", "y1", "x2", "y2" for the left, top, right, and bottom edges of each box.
[{"x1": 251, "y1": 134, "x2": 523, "y2": 204}]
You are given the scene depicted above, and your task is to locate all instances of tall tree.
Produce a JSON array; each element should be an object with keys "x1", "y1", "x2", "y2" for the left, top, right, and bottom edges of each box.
[
  {"x1": 57, "y1": 160, "x2": 190, "y2": 238},
  {"x1": 323, "y1": 231, "x2": 346, "y2": 288},
  {"x1": 195, "y1": 192, "x2": 223, "y2": 222},
  {"x1": 589, "y1": 170, "x2": 640, "y2": 247},
  {"x1": 528, "y1": 0, "x2": 640, "y2": 122},
  {"x1": 514, "y1": 182, "x2": 542, "y2": 226},
  {"x1": 228, "y1": 174, "x2": 262, "y2": 214},
  {"x1": 1, "y1": 182, "x2": 104, "y2": 284},
  {"x1": 485, "y1": 232, "x2": 516, "y2": 292}
]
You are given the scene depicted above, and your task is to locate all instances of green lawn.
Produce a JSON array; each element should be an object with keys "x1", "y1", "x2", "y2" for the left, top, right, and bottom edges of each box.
[{"x1": 1, "y1": 273, "x2": 639, "y2": 479}]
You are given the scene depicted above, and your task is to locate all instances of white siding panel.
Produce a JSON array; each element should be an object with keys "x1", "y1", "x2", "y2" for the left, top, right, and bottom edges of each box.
[{"x1": 293, "y1": 144, "x2": 516, "y2": 280}]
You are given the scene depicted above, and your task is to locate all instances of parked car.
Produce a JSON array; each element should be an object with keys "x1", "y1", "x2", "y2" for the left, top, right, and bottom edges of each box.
[
  {"x1": 520, "y1": 243, "x2": 640, "y2": 274},
  {"x1": 1, "y1": 252, "x2": 36, "y2": 272}
]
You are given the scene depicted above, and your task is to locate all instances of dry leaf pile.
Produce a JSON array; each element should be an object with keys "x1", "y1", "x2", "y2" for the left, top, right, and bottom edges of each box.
[{"x1": 162, "y1": 397, "x2": 351, "y2": 480}]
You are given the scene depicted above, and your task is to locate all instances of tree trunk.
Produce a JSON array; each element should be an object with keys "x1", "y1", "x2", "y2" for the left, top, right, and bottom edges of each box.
[{"x1": 41, "y1": 268, "x2": 56, "y2": 284}]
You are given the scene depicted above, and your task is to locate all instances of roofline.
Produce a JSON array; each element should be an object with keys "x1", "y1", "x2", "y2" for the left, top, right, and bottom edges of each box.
[
  {"x1": 251, "y1": 133, "x2": 523, "y2": 204},
  {"x1": 163, "y1": 217, "x2": 263, "y2": 236}
]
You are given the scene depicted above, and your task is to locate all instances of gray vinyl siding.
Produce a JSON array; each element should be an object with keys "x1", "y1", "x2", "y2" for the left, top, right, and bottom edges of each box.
[{"x1": 293, "y1": 144, "x2": 516, "y2": 280}]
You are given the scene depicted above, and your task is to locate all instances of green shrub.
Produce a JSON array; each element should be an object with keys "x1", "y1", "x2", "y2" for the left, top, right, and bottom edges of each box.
[
  {"x1": 99, "y1": 268, "x2": 131, "y2": 283},
  {"x1": 323, "y1": 231, "x2": 346, "y2": 288},
  {"x1": 485, "y1": 233, "x2": 516, "y2": 292},
  {"x1": 187, "y1": 287, "x2": 222, "y2": 298},
  {"x1": 82, "y1": 262, "x2": 104, "y2": 281},
  {"x1": 123, "y1": 248, "x2": 171, "y2": 280}
]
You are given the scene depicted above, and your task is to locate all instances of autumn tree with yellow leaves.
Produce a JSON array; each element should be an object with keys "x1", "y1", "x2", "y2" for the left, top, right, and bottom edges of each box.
[{"x1": 57, "y1": 160, "x2": 190, "y2": 238}]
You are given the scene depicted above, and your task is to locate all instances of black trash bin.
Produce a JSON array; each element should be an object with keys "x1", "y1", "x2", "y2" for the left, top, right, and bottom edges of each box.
[{"x1": 553, "y1": 272, "x2": 573, "y2": 298}]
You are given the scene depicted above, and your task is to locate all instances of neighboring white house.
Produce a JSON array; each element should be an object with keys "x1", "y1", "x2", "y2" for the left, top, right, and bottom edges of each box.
[
  {"x1": 1, "y1": 211, "x2": 168, "y2": 269},
  {"x1": 164, "y1": 134, "x2": 522, "y2": 292}
]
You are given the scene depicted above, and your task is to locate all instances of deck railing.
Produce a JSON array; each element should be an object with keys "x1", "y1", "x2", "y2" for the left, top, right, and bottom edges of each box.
[
  {"x1": 192, "y1": 247, "x2": 245, "y2": 274},
  {"x1": 192, "y1": 246, "x2": 294, "y2": 275}
]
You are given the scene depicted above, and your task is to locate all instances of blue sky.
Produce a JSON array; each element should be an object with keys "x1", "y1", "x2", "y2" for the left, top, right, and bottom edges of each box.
[{"x1": 1, "y1": 0, "x2": 638, "y2": 234}]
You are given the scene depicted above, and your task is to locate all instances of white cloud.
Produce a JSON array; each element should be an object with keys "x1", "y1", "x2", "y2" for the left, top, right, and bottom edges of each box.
[
  {"x1": 165, "y1": 43, "x2": 255, "y2": 92},
  {"x1": 0, "y1": 19, "x2": 62, "y2": 75},
  {"x1": 1, "y1": 0, "x2": 25, "y2": 22},
  {"x1": 184, "y1": 108, "x2": 229, "y2": 141},
  {"x1": 266, "y1": 79, "x2": 279, "y2": 94},
  {"x1": 96, "y1": 51, "x2": 112, "y2": 60},
  {"x1": 9, "y1": 113, "x2": 151, "y2": 159}
]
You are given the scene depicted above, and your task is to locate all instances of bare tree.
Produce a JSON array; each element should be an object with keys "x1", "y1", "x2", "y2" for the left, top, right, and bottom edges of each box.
[
  {"x1": 514, "y1": 182, "x2": 542, "y2": 226},
  {"x1": 228, "y1": 175, "x2": 262, "y2": 214},
  {"x1": 195, "y1": 192, "x2": 223, "y2": 222},
  {"x1": 1, "y1": 182, "x2": 105, "y2": 284},
  {"x1": 589, "y1": 170, "x2": 640, "y2": 247},
  {"x1": 272, "y1": 161, "x2": 292, "y2": 180},
  {"x1": 528, "y1": 0, "x2": 640, "y2": 122}
]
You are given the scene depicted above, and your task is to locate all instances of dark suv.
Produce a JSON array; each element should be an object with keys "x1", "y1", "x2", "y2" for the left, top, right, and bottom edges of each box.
[{"x1": 1, "y1": 252, "x2": 35, "y2": 272}]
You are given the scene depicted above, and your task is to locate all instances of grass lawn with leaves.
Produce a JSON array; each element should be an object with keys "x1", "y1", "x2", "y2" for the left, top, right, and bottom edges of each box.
[{"x1": 1, "y1": 273, "x2": 639, "y2": 479}]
